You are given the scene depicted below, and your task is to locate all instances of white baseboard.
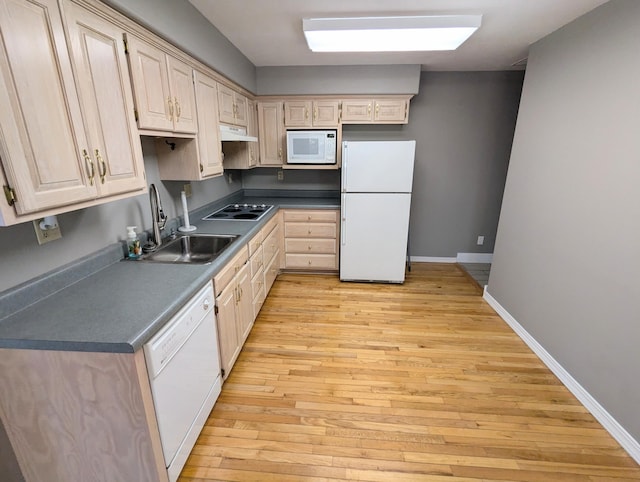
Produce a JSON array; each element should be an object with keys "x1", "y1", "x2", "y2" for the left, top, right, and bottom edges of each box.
[
  {"x1": 457, "y1": 252, "x2": 493, "y2": 263},
  {"x1": 483, "y1": 288, "x2": 640, "y2": 464},
  {"x1": 410, "y1": 256, "x2": 457, "y2": 263}
]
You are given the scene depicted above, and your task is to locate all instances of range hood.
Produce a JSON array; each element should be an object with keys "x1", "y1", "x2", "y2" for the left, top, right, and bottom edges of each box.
[{"x1": 219, "y1": 124, "x2": 257, "y2": 142}]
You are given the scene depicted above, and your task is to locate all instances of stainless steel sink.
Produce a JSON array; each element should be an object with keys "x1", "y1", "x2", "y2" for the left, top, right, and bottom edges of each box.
[{"x1": 141, "y1": 234, "x2": 239, "y2": 264}]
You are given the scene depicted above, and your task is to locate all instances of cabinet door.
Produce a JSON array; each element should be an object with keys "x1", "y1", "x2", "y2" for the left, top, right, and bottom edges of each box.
[
  {"x1": 217, "y1": 83, "x2": 236, "y2": 125},
  {"x1": 258, "y1": 101, "x2": 284, "y2": 166},
  {"x1": 65, "y1": 3, "x2": 146, "y2": 197},
  {"x1": 216, "y1": 287, "x2": 241, "y2": 378},
  {"x1": 194, "y1": 71, "x2": 223, "y2": 178},
  {"x1": 126, "y1": 35, "x2": 172, "y2": 131},
  {"x1": 246, "y1": 99, "x2": 259, "y2": 167},
  {"x1": 236, "y1": 263, "x2": 254, "y2": 341},
  {"x1": 284, "y1": 100, "x2": 312, "y2": 127},
  {"x1": 374, "y1": 99, "x2": 408, "y2": 123},
  {"x1": 340, "y1": 99, "x2": 374, "y2": 123},
  {"x1": 167, "y1": 55, "x2": 197, "y2": 134},
  {"x1": 313, "y1": 100, "x2": 340, "y2": 127},
  {"x1": 0, "y1": 0, "x2": 96, "y2": 214},
  {"x1": 233, "y1": 92, "x2": 248, "y2": 127}
]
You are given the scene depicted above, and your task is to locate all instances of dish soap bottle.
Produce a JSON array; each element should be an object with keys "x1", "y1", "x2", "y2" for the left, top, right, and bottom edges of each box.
[{"x1": 126, "y1": 226, "x2": 141, "y2": 259}]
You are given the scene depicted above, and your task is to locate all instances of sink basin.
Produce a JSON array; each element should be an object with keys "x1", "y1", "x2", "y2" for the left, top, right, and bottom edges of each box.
[{"x1": 141, "y1": 234, "x2": 239, "y2": 264}]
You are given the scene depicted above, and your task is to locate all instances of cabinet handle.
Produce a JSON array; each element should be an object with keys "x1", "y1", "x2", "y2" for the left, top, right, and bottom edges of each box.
[
  {"x1": 308, "y1": 245, "x2": 312, "y2": 250},
  {"x1": 175, "y1": 97, "x2": 181, "y2": 120},
  {"x1": 199, "y1": 163, "x2": 204, "y2": 173},
  {"x1": 375, "y1": 103, "x2": 379, "y2": 118},
  {"x1": 308, "y1": 260, "x2": 312, "y2": 266},
  {"x1": 95, "y1": 149, "x2": 107, "y2": 184},
  {"x1": 308, "y1": 229, "x2": 312, "y2": 234},
  {"x1": 305, "y1": 108, "x2": 309, "y2": 119},
  {"x1": 307, "y1": 215, "x2": 311, "y2": 221},
  {"x1": 313, "y1": 108, "x2": 317, "y2": 121},
  {"x1": 278, "y1": 148, "x2": 282, "y2": 159},
  {"x1": 167, "y1": 97, "x2": 174, "y2": 120},
  {"x1": 83, "y1": 149, "x2": 95, "y2": 186},
  {"x1": 367, "y1": 103, "x2": 371, "y2": 114}
]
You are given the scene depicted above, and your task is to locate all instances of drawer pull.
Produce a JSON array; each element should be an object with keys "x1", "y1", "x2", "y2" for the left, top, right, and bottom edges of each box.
[
  {"x1": 308, "y1": 260, "x2": 312, "y2": 266},
  {"x1": 308, "y1": 245, "x2": 312, "y2": 250},
  {"x1": 308, "y1": 229, "x2": 312, "y2": 234}
]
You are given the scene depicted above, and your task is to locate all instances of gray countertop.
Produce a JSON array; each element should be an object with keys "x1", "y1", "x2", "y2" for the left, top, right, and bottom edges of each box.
[{"x1": 0, "y1": 195, "x2": 339, "y2": 353}]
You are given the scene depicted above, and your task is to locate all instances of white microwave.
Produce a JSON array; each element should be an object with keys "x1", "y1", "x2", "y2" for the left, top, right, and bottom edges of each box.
[{"x1": 286, "y1": 130, "x2": 337, "y2": 164}]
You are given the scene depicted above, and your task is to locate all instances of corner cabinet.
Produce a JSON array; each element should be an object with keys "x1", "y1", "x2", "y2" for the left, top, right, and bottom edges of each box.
[
  {"x1": 257, "y1": 101, "x2": 285, "y2": 166},
  {"x1": 126, "y1": 34, "x2": 197, "y2": 135},
  {"x1": 0, "y1": 0, "x2": 146, "y2": 226}
]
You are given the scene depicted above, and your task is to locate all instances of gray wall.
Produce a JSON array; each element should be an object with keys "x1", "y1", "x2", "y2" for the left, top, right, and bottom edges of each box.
[
  {"x1": 343, "y1": 72, "x2": 523, "y2": 257},
  {"x1": 245, "y1": 71, "x2": 523, "y2": 258},
  {"x1": 0, "y1": 139, "x2": 241, "y2": 292},
  {"x1": 257, "y1": 65, "x2": 421, "y2": 95},
  {"x1": 104, "y1": 0, "x2": 256, "y2": 91},
  {"x1": 488, "y1": 0, "x2": 640, "y2": 441}
]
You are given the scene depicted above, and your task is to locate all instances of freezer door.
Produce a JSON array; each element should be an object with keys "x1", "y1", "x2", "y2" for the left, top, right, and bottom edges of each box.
[
  {"x1": 340, "y1": 192, "x2": 411, "y2": 283},
  {"x1": 342, "y1": 141, "x2": 416, "y2": 193}
]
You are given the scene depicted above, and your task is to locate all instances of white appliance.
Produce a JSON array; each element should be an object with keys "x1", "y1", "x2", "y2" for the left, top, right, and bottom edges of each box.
[
  {"x1": 286, "y1": 129, "x2": 337, "y2": 164},
  {"x1": 340, "y1": 140, "x2": 416, "y2": 283},
  {"x1": 144, "y1": 281, "x2": 221, "y2": 482}
]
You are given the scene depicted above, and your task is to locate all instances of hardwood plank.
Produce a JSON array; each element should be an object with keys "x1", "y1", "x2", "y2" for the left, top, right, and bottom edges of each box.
[{"x1": 178, "y1": 263, "x2": 640, "y2": 481}]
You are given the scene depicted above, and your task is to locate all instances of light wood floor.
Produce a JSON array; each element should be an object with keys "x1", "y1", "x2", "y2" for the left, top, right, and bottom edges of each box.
[{"x1": 180, "y1": 263, "x2": 640, "y2": 481}]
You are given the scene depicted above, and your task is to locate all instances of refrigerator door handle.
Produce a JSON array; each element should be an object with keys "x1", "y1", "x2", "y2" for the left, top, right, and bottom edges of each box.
[{"x1": 341, "y1": 201, "x2": 346, "y2": 246}]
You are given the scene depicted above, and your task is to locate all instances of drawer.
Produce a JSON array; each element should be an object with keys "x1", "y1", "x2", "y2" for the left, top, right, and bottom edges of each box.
[
  {"x1": 248, "y1": 231, "x2": 262, "y2": 256},
  {"x1": 283, "y1": 209, "x2": 338, "y2": 223},
  {"x1": 285, "y1": 253, "x2": 338, "y2": 270},
  {"x1": 213, "y1": 245, "x2": 248, "y2": 296},
  {"x1": 261, "y1": 214, "x2": 278, "y2": 237},
  {"x1": 250, "y1": 244, "x2": 264, "y2": 278},
  {"x1": 262, "y1": 225, "x2": 280, "y2": 264},
  {"x1": 285, "y1": 238, "x2": 336, "y2": 254},
  {"x1": 285, "y1": 222, "x2": 336, "y2": 239}
]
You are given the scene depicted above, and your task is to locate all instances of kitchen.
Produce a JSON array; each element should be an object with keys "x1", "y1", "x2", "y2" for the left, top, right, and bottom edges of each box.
[{"x1": 1, "y1": 0, "x2": 639, "y2": 480}]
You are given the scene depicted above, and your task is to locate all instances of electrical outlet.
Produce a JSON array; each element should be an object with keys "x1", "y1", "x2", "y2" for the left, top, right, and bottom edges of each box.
[
  {"x1": 183, "y1": 183, "x2": 192, "y2": 197},
  {"x1": 277, "y1": 170, "x2": 284, "y2": 181},
  {"x1": 477, "y1": 235, "x2": 485, "y2": 246},
  {"x1": 33, "y1": 219, "x2": 62, "y2": 245}
]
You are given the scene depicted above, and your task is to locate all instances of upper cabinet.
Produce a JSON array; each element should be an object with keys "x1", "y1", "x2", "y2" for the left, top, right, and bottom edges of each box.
[
  {"x1": 341, "y1": 98, "x2": 410, "y2": 124},
  {"x1": 257, "y1": 101, "x2": 285, "y2": 166},
  {"x1": 221, "y1": 99, "x2": 259, "y2": 170},
  {"x1": 284, "y1": 100, "x2": 340, "y2": 128},
  {"x1": 126, "y1": 35, "x2": 197, "y2": 135},
  {"x1": 218, "y1": 84, "x2": 247, "y2": 127},
  {"x1": 0, "y1": 0, "x2": 146, "y2": 226},
  {"x1": 155, "y1": 70, "x2": 224, "y2": 180}
]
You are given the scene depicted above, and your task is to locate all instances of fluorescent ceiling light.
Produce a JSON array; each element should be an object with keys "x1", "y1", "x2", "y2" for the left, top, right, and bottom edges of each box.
[{"x1": 303, "y1": 15, "x2": 482, "y2": 52}]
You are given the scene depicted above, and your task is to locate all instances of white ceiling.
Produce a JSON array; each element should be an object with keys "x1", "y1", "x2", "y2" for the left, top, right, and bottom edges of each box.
[{"x1": 188, "y1": 0, "x2": 609, "y2": 71}]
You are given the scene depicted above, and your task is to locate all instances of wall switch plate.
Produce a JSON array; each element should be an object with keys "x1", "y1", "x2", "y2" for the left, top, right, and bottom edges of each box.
[
  {"x1": 277, "y1": 170, "x2": 284, "y2": 181},
  {"x1": 33, "y1": 219, "x2": 62, "y2": 245},
  {"x1": 183, "y1": 183, "x2": 192, "y2": 197},
  {"x1": 477, "y1": 235, "x2": 485, "y2": 246}
]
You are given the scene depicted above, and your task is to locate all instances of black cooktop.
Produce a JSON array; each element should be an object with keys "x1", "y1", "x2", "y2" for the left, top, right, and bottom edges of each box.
[{"x1": 202, "y1": 203, "x2": 274, "y2": 221}]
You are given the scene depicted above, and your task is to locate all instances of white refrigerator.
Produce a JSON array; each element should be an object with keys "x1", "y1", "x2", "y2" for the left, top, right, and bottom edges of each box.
[{"x1": 340, "y1": 140, "x2": 416, "y2": 283}]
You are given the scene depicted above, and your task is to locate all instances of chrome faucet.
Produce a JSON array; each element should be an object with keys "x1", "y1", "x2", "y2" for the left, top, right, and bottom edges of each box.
[{"x1": 145, "y1": 183, "x2": 167, "y2": 252}]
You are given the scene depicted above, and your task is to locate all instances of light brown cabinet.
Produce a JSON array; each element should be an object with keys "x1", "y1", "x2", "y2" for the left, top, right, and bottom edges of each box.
[
  {"x1": 341, "y1": 98, "x2": 410, "y2": 124},
  {"x1": 258, "y1": 101, "x2": 285, "y2": 166},
  {"x1": 222, "y1": 99, "x2": 259, "y2": 170},
  {"x1": 217, "y1": 83, "x2": 247, "y2": 127},
  {"x1": 0, "y1": 0, "x2": 146, "y2": 226},
  {"x1": 126, "y1": 35, "x2": 197, "y2": 134},
  {"x1": 284, "y1": 100, "x2": 340, "y2": 128},
  {"x1": 155, "y1": 70, "x2": 224, "y2": 180},
  {"x1": 283, "y1": 209, "x2": 339, "y2": 271},
  {"x1": 213, "y1": 245, "x2": 253, "y2": 379}
]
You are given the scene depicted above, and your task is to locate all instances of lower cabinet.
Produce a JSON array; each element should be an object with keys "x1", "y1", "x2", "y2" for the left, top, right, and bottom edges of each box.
[
  {"x1": 283, "y1": 209, "x2": 339, "y2": 271},
  {"x1": 213, "y1": 245, "x2": 252, "y2": 379}
]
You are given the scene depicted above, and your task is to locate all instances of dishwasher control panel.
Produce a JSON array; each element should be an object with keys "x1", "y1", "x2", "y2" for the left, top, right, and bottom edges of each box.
[{"x1": 144, "y1": 281, "x2": 214, "y2": 378}]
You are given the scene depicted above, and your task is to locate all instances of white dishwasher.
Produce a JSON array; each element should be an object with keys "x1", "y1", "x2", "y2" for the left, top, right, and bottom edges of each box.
[{"x1": 144, "y1": 281, "x2": 222, "y2": 482}]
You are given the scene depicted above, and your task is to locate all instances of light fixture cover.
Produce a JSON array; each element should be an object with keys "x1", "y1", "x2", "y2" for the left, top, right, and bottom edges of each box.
[{"x1": 303, "y1": 15, "x2": 482, "y2": 52}]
